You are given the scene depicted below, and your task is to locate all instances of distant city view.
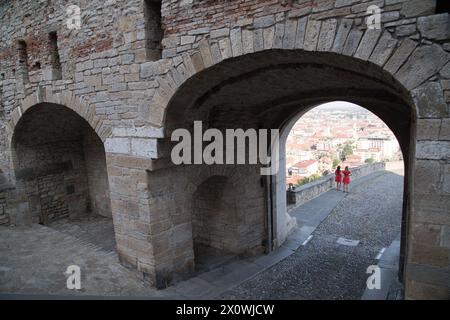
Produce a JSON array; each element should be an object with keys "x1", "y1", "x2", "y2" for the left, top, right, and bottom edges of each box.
[{"x1": 286, "y1": 102, "x2": 402, "y2": 188}]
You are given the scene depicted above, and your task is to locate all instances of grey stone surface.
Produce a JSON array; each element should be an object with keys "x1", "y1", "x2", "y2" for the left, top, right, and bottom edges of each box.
[
  {"x1": 418, "y1": 13, "x2": 450, "y2": 41},
  {"x1": 304, "y1": 19, "x2": 321, "y2": 51},
  {"x1": 412, "y1": 82, "x2": 449, "y2": 118},
  {"x1": 230, "y1": 28, "x2": 243, "y2": 57},
  {"x1": 253, "y1": 15, "x2": 275, "y2": 29},
  {"x1": 273, "y1": 22, "x2": 285, "y2": 49},
  {"x1": 294, "y1": 16, "x2": 308, "y2": 49},
  {"x1": 342, "y1": 28, "x2": 363, "y2": 56},
  {"x1": 0, "y1": 222, "x2": 170, "y2": 297},
  {"x1": 369, "y1": 32, "x2": 397, "y2": 66},
  {"x1": 401, "y1": 0, "x2": 436, "y2": 18},
  {"x1": 396, "y1": 24, "x2": 417, "y2": 37},
  {"x1": 384, "y1": 38, "x2": 417, "y2": 74},
  {"x1": 396, "y1": 45, "x2": 449, "y2": 90},
  {"x1": 354, "y1": 29, "x2": 382, "y2": 60},
  {"x1": 283, "y1": 19, "x2": 297, "y2": 49},
  {"x1": 253, "y1": 28, "x2": 264, "y2": 52},
  {"x1": 317, "y1": 19, "x2": 337, "y2": 51},
  {"x1": 263, "y1": 26, "x2": 275, "y2": 49},
  {"x1": 332, "y1": 19, "x2": 353, "y2": 54},
  {"x1": 441, "y1": 226, "x2": 450, "y2": 248},
  {"x1": 416, "y1": 141, "x2": 450, "y2": 160},
  {"x1": 210, "y1": 27, "x2": 230, "y2": 39}
]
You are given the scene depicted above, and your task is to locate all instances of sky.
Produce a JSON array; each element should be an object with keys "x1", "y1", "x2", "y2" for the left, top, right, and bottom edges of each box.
[{"x1": 314, "y1": 101, "x2": 369, "y2": 112}]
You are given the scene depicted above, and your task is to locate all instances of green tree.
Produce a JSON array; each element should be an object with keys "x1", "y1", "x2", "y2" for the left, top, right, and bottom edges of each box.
[
  {"x1": 332, "y1": 158, "x2": 340, "y2": 169},
  {"x1": 342, "y1": 144, "x2": 353, "y2": 156},
  {"x1": 365, "y1": 157, "x2": 375, "y2": 164},
  {"x1": 340, "y1": 143, "x2": 353, "y2": 162}
]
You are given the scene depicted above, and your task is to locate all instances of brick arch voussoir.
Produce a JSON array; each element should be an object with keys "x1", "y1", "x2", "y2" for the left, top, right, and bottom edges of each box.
[
  {"x1": 150, "y1": 17, "x2": 426, "y2": 131},
  {"x1": 7, "y1": 89, "x2": 112, "y2": 148}
]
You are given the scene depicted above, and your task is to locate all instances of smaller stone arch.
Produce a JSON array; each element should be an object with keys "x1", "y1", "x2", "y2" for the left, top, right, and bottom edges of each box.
[
  {"x1": 7, "y1": 88, "x2": 112, "y2": 148},
  {"x1": 10, "y1": 100, "x2": 113, "y2": 225}
]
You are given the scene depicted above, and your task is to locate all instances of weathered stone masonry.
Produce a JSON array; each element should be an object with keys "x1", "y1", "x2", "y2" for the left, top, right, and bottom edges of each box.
[{"x1": 0, "y1": 0, "x2": 449, "y2": 298}]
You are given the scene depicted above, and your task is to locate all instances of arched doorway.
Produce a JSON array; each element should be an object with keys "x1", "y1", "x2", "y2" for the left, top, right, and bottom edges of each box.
[
  {"x1": 153, "y1": 49, "x2": 415, "y2": 289},
  {"x1": 11, "y1": 103, "x2": 113, "y2": 245},
  {"x1": 274, "y1": 99, "x2": 412, "y2": 282},
  {"x1": 273, "y1": 101, "x2": 406, "y2": 298}
]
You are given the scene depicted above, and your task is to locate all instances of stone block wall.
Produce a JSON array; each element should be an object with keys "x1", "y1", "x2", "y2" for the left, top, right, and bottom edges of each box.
[
  {"x1": 15, "y1": 139, "x2": 89, "y2": 224},
  {"x1": 114, "y1": 162, "x2": 267, "y2": 287},
  {"x1": 0, "y1": 0, "x2": 449, "y2": 298}
]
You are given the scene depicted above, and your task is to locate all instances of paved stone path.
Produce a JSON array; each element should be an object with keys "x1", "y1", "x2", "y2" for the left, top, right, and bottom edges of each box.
[
  {"x1": 0, "y1": 223, "x2": 172, "y2": 297},
  {"x1": 220, "y1": 169, "x2": 403, "y2": 299},
  {"x1": 0, "y1": 169, "x2": 403, "y2": 299}
]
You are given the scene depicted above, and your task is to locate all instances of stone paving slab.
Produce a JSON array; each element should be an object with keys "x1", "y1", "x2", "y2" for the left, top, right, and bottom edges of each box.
[
  {"x1": 0, "y1": 224, "x2": 173, "y2": 297},
  {"x1": 378, "y1": 240, "x2": 400, "y2": 269},
  {"x1": 361, "y1": 239, "x2": 401, "y2": 300}
]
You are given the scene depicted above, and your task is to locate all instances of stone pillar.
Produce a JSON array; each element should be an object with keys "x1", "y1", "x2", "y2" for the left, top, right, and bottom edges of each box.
[
  {"x1": 145, "y1": 166, "x2": 195, "y2": 288},
  {"x1": 405, "y1": 83, "x2": 450, "y2": 299},
  {"x1": 106, "y1": 152, "x2": 157, "y2": 283},
  {"x1": 104, "y1": 131, "x2": 196, "y2": 288}
]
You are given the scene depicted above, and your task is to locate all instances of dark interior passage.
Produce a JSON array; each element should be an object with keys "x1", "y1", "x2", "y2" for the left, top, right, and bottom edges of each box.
[{"x1": 12, "y1": 103, "x2": 112, "y2": 225}]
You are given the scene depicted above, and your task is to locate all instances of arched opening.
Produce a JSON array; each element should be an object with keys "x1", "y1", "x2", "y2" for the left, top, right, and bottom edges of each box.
[
  {"x1": 159, "y1": 49, "x2": 416, "y2": 292},
  {"x1": 278, "y1": 101, "x2": 405, "y2": 298},
  {"x1": 11, "y1": 103, "x2": 115, "y2": 250}
]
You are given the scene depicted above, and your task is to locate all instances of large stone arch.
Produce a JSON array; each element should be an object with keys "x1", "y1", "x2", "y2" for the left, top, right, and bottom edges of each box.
[
  {"x1": 142, "y1": 16, "x2": 449, "y2": 297},
  {"x1": 148, "y1": 19, "x2": 447, "y2": 130}
]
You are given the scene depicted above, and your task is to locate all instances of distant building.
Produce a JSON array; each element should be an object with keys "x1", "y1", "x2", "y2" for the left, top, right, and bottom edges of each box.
[
  {"x1": 289, "y1": 160, "x2": 319, "y2": 177},
  {"x1": 357, "y1": 136, "x2": 399, "y2": 161},
  {"x1": 343, "y1": 154, "x2": 363, "y2": 167}
]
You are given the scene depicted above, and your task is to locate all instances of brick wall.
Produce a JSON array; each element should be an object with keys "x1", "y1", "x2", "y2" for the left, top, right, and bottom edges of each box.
[{"x1": 0, "y1": 0, "x2": 449, "y2": 297}]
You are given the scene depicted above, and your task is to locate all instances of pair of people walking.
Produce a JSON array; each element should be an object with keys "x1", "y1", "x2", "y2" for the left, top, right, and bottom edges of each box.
[{"x1": 335, "y1": 165, "x2": 351, "y2": 192}]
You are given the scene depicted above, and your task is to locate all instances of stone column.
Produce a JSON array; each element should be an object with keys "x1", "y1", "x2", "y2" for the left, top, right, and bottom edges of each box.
[
  {"x1": 104, "y1": 130, "x2": 196, "y2": 288},
  {"x1": 405, "y1": 82, "x2": 450, "y2": 299}
]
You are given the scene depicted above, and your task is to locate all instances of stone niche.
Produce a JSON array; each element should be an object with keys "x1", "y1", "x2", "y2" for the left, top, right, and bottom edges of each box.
[{"x1": 12, "y1": 103, "x2": 111, "y2": 224}]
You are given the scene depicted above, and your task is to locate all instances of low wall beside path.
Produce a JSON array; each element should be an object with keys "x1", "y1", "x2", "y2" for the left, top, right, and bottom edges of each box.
[{"x1": 287, "y1": 162, "x2": 386, "y2": 210}]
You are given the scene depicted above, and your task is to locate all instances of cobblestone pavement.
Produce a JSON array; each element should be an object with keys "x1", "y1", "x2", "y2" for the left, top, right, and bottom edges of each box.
[{"x1": 220, "y1": 170, "x2": 404, "y2": 300}]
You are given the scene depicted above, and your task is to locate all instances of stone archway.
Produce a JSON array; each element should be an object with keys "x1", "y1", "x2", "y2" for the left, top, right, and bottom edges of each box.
[
  {"x1": 144, "y1": 37, "x2": 442, "y2": 295},
  {"x1": 132, "y1": 13, "x2": 447, "y2": 297},
  {"x1": 10, "y1": 102, "x2": 112, "y2": 227},
  {"x1": 157, "y1": 49, "x2": 415, "y2": 246}
]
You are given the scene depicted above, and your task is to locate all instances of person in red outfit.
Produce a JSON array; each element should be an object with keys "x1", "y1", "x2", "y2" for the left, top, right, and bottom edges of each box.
[
  {"x1": 343, "y1": 166, "x2": 352, "y2": 193},
  {"x1": 334, "y1": 165, "x2": 342, "y2": 191}
]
